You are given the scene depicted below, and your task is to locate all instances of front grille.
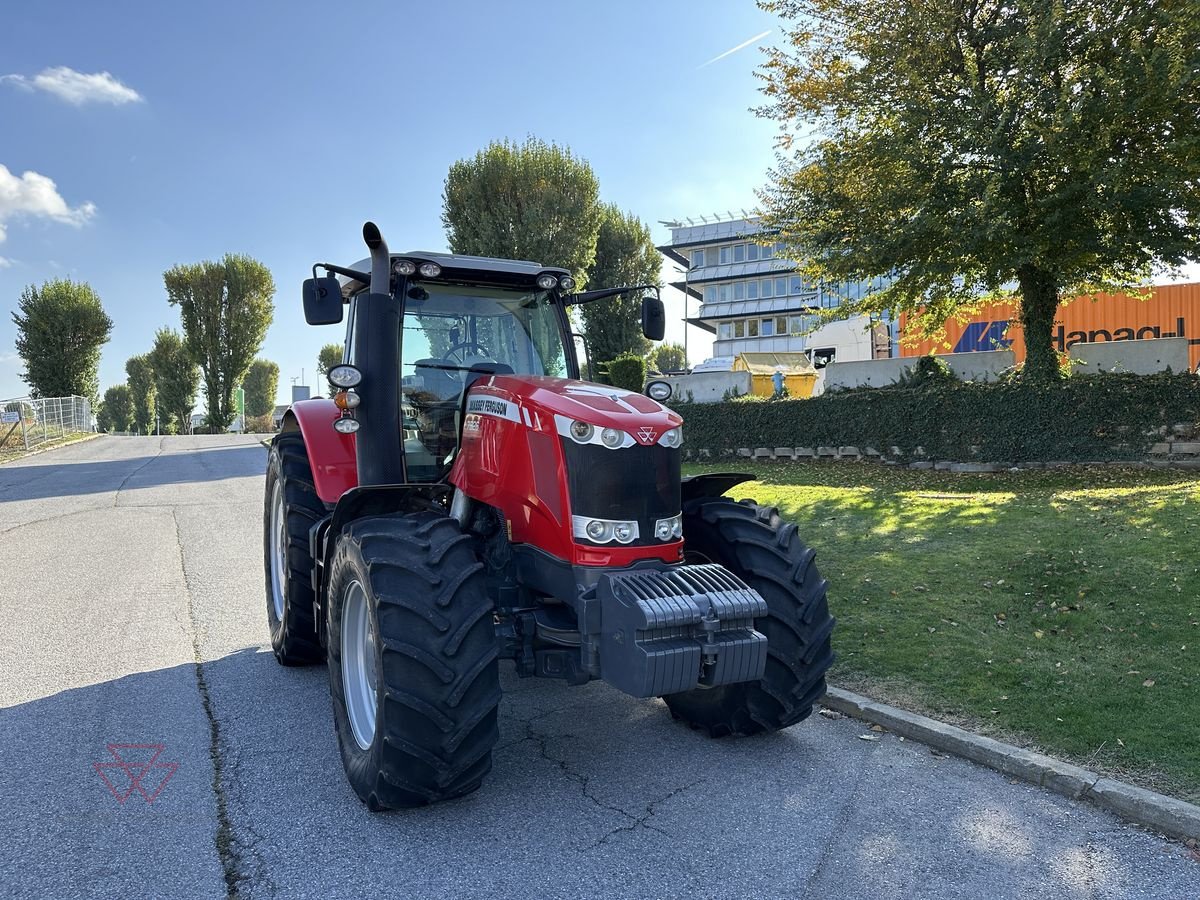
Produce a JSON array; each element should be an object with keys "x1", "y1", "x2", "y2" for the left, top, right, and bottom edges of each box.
[{"x1": 561, "y1": 439, "x2": 681, "y2": 546}]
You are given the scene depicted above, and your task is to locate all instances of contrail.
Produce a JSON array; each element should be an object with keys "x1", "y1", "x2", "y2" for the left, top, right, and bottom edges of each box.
[{"x1": 698, "y1": 30, "x2": 772, "y2": 68}]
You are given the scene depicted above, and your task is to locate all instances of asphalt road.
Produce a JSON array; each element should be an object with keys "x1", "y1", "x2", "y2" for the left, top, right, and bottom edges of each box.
[{"x1": 0, "y1": 434, "x2": 1197, "y2": 900}]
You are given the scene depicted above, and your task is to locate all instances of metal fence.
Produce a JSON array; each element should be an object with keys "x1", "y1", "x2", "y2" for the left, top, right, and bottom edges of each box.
[{"x1": 0, "y1": 395, "x2": 94, "y2": 452}]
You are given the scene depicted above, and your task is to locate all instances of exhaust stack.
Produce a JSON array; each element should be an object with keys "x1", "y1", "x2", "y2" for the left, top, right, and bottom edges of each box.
[{"x1": 353, "y1": 221, "x2": 405, "y2": 485}]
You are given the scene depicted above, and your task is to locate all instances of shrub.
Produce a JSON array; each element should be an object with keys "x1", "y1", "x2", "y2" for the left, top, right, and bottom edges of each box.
[
  {"x1": 607, "y1": 354, "x2": 646, "y2": 393},
  {"x1": 678, "y1": 372, "x2": 1200, "y2": 462},
  {"x1": 244, "y1": 413, "x2": 276, "y2": 434}
]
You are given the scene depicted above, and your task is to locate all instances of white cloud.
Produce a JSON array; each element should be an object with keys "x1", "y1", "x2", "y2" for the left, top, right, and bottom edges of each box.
[
  {"x1": 0, "y1": 256, "x2": 13, "y2": 267},
  {"x1": 1, "y1": 67, "x2": 142, "y2": 105},
  {"x1": 0, "y1": 164, "x2": 96, "y2": 243},
  {"x1": 699, "y1": 30, "x2": 772, "y2": 69}
]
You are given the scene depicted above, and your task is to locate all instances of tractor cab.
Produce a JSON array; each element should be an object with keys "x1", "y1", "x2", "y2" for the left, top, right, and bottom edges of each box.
[{"x1": 302, "y1": 239, "x2": 665, "y2": 485}]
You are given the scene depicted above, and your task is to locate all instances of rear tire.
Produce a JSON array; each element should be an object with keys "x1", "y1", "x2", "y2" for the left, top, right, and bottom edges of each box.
[
  {"x1": 664, "y1": 497, "x2": 835, "y2": 736},
  {"x1": 263, "y1": 433, "x2": 325, "y2": 665},
  {"x1": 326, "y1": 513, "x2": 500, "y2": 809}
]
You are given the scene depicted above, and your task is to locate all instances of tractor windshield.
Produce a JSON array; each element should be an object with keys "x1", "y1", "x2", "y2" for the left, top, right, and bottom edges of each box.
[{"x1": 399, "y1": 283, "x2": 569, "y2": 479}]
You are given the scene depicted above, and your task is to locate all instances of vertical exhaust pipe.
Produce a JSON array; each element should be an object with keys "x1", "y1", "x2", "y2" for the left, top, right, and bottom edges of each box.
[{"x1": 354, "y1": 222, "x2": 405, "y2": 485}]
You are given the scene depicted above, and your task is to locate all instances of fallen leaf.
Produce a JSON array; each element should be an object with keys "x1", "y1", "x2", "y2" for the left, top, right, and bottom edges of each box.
[
  {"x1": 1034, "y1": 630, "x2": 1045, "y2": 639},
  {"x1": 818, "y1": 708, "x2": 843, "y2": 720},
  {"x1": 930, "y1": 750, "x2": 950, "y2": 759},
  {"x1": 870, "y1": 724, "x2": 886, "y2": 732},
  {"x1": 1143, "y1": 679, "x2": 1156, "y2": 687},
  {"x1": 858, "y1": 734, "x2": 880, "y2": 742}
]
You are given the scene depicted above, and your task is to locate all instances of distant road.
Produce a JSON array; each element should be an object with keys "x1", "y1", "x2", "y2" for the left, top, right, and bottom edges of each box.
[{"x1": 1, "y1": 435, "x2": 1196, "y2": 899}]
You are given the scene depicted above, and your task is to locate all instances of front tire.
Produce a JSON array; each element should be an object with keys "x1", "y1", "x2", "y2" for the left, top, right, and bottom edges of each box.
[
  {"x1": 263, "y1": 433, "x2": 325, "y2": 665},
  {"x1": 665, "y1": 497, "x2": 835, "y2": 736},
  {"x1": 326, "y1": 513, "x2": 501, "y2": 809}
]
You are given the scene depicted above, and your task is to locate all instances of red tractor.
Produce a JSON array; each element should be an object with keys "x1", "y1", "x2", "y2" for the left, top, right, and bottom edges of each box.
[{"x1": 265, "y1": 222, "x2": 834, "y2": 809}]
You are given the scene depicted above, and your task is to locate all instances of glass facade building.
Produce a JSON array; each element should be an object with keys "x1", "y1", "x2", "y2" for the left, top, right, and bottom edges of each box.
[{"x1": 658, "y1": 216, "x2": 892, "y2": 358}]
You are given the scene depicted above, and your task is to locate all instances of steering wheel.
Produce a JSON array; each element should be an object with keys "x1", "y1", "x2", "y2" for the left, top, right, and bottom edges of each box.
[{"x1": 441, "y1": 341, "x2": 493, "y2": 368}]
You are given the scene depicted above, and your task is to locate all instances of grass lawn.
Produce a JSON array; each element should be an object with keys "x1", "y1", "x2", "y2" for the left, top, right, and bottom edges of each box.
[
  {"x1": 685, "y1": 460, "x2": 1200, "y2": 801},
  {"x1": 0, "y1": 430, "x2": 97, "y2": 464}
]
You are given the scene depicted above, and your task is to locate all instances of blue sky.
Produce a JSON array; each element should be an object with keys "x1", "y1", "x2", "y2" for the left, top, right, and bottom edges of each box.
[{"x1": 0, "y1": 0, "x2": 785, "y2": 403}]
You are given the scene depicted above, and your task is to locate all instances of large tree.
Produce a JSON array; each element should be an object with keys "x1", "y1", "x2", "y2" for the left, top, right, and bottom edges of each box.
[
  {"x1": 242, "y1": 358, "x2": 279, "y2": 418},
  {"x1": 11, "y1": 279, "x2": 112, "y2": 404},
  {"x1": 758, "y1": 0, "x2": 1200, "y2": 380},
  {"x1": 317, "y1": 342, "x2": 343, "y2": 380},
  {"x1": 98, "y1": 384, "x2": 132, "y2": 433},
  {"x1": 648, "y1": 342, "x2": 687, "y2": 373},
  {"x1": 125, "y1": 355, "x2": 156, "y2": 435},
  {"x1": 148, "y1": 328, "x2": 199, "y2": 434},
  {"x1": 164, "y1": 255, "x2": 275, "y2": 429},
  {"x1": 442, "y1": 136, "x2": 603, "y2": 285},
  {"x1": 579, "y1": 204, "x2": 661, "y2": 365}
]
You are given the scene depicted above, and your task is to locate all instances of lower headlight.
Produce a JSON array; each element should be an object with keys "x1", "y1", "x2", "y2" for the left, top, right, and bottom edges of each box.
[
  {"x1": 573, "y1": 515, "x2": 639, "y2": 545},
  {"x1": 655, "y1": 514, "x2": 682, "y2": 541},
  {"x1": 660, "y1": 427, "x2": 682, "y2": 448}
]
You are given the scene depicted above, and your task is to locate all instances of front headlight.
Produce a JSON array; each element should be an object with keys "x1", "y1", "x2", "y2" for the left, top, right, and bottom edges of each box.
[
  {"x1": 660, "y1": 427, "x2": 682, "y2": 448},
  {"x1": 573, "y1": 516, "x2": 639, "y2": 545},
  {"x1": 600, "y1": 427, "x2": 623, "y2": 449},
  {"x1": 646, "y1": 380, "x2": 672, "y2": 402},
  {"x1": 655, "y1": 514, "x2": 682, "y2": 541}
]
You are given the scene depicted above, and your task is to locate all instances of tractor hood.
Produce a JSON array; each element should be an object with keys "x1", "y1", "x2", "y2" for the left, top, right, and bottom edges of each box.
[{"x1": 468, "y1": 375, "x2": 682, "y2": 446}]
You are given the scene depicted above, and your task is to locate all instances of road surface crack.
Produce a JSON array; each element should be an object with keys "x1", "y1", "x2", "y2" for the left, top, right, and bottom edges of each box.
[
  {"x1": 589, "y1": 778, "x2": 704, "y2": 848},
  {"x1": 172, "y1": 507, "x2": 269, "y2": 899}
]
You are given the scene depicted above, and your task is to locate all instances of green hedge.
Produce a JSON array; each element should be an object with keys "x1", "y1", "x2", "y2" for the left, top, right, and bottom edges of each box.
[
  {"x1": 677, "y1": 373, "x2": 1200, "y2": 462},
  {"x1": 607, "y1": 355, "x2": 646, "y2": 393}
]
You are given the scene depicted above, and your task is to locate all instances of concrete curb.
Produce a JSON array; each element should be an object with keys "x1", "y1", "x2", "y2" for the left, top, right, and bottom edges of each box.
[
  {"x1": 824, "y1": 686, "x2": 1200, "y2": 842},
  {"x1": 0, "y1": 431, "x2": 102, "y2": 466}
]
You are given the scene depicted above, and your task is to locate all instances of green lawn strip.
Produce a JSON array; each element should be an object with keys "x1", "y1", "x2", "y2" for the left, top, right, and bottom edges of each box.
[{"x1": 686, "y1": 460, "x2": 1200, "y2": 801}]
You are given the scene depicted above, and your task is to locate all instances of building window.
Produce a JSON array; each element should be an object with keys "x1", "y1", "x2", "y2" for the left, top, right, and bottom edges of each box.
[
  {"x1": 791, "y1": 275, "x2": 805, "y2": 295},
  {"x1": 776, "y1": 316, "x2": 788, "y2": 335},
  {"x1": 718, "y1": 322, "x2": 733, "y2": 340},
  {"x1": 733, "y1": 321, "x2": 745, "y2": 338},
  {"x1": 734, "y1": 282, "x2": 745, "y2": 300},
  {"x1": 718, "y1": 283, "x2": 730, "y2": 302},
  {"x1": 747, "y1": 319, "x2": 759, "y2": 337},
  {"x1": 733, "y1": 244, "x2": 746, "y2": 263},
  {"x1": 760, "y1": 279, "x2": 773, "y2": 298},
  {"x1": 719, "y1": 246, "x2": 730, "y2": 265},
  {"x1": 761, "y1": 243, "x2": 774, "y2": 260},
  {"x1": 761, "y1": 318, "x2": 775, "y2": 337},
  {"x1": 775, "y1": 241, "x2": 787, "y2": 256},
  {"x1": 775, "y1": 277, "x2": 787, "y2": 296},
  {"x1": 747, "y1": 280, "x2": 758, "y2": 300},
  {"x1": 704, "y1": 285, "x2": 717, "y2": 302},
  {"x1": 747, "y1": 243, "x2": 759, "y2": 262},
  {"x1": 691, "y1": 249, "x2": 705, "y2": 268}
]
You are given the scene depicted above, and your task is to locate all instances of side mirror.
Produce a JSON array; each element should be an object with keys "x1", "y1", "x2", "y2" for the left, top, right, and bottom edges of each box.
[
  {"x1": 641, "y1": 294, "x2": 666, "y2": 341},
  {"x1": 303, "y1": 276, "x2": 344, "y2": 325}
]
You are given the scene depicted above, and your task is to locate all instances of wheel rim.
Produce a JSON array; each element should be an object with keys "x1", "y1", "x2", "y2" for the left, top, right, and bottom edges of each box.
[
  {"x1": 341, "y1": 580, "x2": 378, "y2": 750},
  {"x1": 269, "y1": 479, "x2": 286, "y2": 620}
]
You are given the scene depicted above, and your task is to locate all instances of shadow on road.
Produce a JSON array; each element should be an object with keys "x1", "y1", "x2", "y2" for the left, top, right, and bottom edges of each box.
[{"x1": 0, "y1": 441, "x2": 268, "y2": 503}]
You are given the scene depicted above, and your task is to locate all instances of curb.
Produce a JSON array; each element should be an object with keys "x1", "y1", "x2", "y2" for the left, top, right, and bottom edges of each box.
[
  {"x1": 824, "y1": 686, "x2": 1200, "y2": 843},
  {"x1": 0, "y1": 431, "x2": 102, "y2": 466}
]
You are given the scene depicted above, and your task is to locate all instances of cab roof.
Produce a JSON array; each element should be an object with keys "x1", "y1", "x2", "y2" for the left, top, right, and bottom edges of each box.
[{"x1": 337, "y1": 252, "x2": 570, "y2": 299}]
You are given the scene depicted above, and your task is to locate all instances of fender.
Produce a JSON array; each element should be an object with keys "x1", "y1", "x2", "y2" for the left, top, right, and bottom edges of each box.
[
  {"x1": 280, "y1": 399, "x2": 358, "y2": 504},
  {"x1": 680, "y1": 473, "x2": 755, "y2": 505}
]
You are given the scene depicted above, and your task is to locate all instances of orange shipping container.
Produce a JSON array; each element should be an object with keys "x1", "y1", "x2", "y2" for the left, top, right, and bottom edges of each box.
[{"x1": 899, "y1": 282, "x2": 1200, "y2": 371}]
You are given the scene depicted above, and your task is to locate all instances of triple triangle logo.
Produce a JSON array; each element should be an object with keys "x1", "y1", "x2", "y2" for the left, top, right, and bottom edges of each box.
[{"x1": 93, "y1": 743, "x2": 179, "y2": 804}]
